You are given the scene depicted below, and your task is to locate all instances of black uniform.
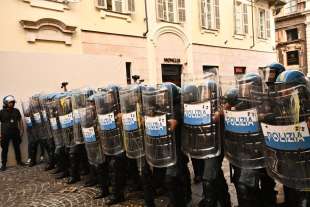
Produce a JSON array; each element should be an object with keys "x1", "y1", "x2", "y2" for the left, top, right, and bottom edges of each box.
[{"x1": 0, "y1": 107, "x2": 23, "y2": 167}]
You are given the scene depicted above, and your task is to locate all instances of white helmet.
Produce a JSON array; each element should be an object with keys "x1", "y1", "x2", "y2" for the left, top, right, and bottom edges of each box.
[{"x1": 3, "y1": 95, "x2": 16, "y2": 107}]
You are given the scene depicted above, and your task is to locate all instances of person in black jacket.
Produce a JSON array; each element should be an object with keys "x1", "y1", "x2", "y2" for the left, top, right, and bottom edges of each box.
[{"x1": 0, "y1": 95, "x2": 25, "y2": 171}]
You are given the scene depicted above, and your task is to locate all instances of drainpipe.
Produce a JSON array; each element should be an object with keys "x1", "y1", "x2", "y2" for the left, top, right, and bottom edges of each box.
[
  {"x1": 250, "y1": 0, "x2": 255, "y2": 49},
  {"x1": 143, "y1": 0, "x2": 149, "y2": 37}
]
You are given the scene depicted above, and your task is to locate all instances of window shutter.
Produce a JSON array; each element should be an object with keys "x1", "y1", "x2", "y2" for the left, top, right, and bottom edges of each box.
[
  {"x1": 113, "y1": 0, "x2": 123, "y2": 13},
  {"x1": 257, "y1": 8, "x2": 262, "y2": 38},
  {"x1": 167, "y1": 0, "x2": 175, "y2": 22},
  {"x1": 206, "y1": 0, "x2": 212, "y2": 29},
  {"x1": 266, "y1": 10, "x2": 271, "y2": 38},
  {"x1": 243, "y1": 4, "x2": 248, "y2": 34},
  {"x1": 127, "y1": 0, "x2": 135, "y2": 13},
  {"x1": 178, "y1": 0, "x2": 186, "y2": 22},
  {"x1": 98, "y1": 0, "x2": 107, "y2": 8},
  {"x1": 234, "y1": 0, "x2": 237, "y2": 34},
  {"x1": 157, "y1": 0, "x2": 164, "y2": 20},
  {"x1": 201, "y1": 0, "x2": 207, "y2": 28},
  {"x1": 214, "y1": 0, "x2": 220, "y2": 29}
]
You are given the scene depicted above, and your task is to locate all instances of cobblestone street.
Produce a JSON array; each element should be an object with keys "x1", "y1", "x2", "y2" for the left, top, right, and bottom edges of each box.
[{"x1": 0, "y1": 159, "x2": 284, "y2": 207}]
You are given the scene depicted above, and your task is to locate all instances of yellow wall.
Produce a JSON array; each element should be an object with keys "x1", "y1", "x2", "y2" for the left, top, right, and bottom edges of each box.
[{"x1": 191, "y1": 0, "x2": 275, "y2": 52}]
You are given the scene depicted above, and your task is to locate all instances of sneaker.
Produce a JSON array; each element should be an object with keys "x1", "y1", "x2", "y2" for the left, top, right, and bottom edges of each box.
[
  {"x1": 40, "y1": 156, "x2": 44, "y2": 162},
  {"x1": 26, "y1": 158, "x2": 31, "y2": 165},
  {"x1": 0, "y1": 165, "x2": 6, "y2": 171}
]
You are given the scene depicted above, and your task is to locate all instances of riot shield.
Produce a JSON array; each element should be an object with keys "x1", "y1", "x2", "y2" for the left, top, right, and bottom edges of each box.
[
  {"x1": 94, "y1": 88, "x2": 124, "y2": 156},
  {"x1": 253, "y1": 85, "x2": 310, "y2": 189},
  {"x1": 181, "y1": 72, "x2": 221, "y2": 159},
  {"x1": 142, "y1": 85, "x2": 176, "y2": 168},
  {"x1": 30, "y1": 95, "x2": 46, "y2": 140},
  {"x1": 57, "y1": 94, "x2": 74, "y2": 147},
  {"x1": 71, "y1": 89, "x2": 94, "y2": 144},
  {"x1": 222, "y1": 74, "x2": 265, "y2": 169},
  {"x1": 22, "y1": 99, "x2": 38, "y2": 143},
  {"x1": 79, "y1": 105, "x2": 105, "y2": 166},
  {"x1": 119, "y1": 85, "x2": 145, "y2": 159},
  {"x1": 38, "y1": 94, "x2": 53, "y2": 140},
  {"x1": 46, "y1": 94, "x2": 64, "y2": 149}
]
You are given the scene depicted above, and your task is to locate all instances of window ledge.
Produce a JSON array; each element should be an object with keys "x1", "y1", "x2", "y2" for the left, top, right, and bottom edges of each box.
[
  {"x1": 233, "y1": 34, "x2": 246, "y2": 40},
  {"x1": 257, "y1": 37, "x2": 270, "y2": 43},
  {"x1": 201, "y1": 29, "x2": 219, "y2": 36},
  {"x1": 100, "y1": 10, "x2": 132, "y2": 22},
  {"x1": 23, "y1": 0, "x2": 69, "y2": 12}
]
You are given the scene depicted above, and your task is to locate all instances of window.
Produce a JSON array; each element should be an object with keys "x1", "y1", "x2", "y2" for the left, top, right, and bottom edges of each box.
[
  {"x1": 97, "y1": 0, "x2": 135, "y2": 14},
  {"x1": 126, "y1": 62, "x2": 132, "y2": 84},
  {"x1": 203, "y1": 65, "x2": 218, "y2": 75},
  {"x1": 201, "y1": 0, "x2": 220, "y2": 30},
  {"x1": 258, "y1": 8, "x2": 271, "y2": 39},
  {"x1": 234, "y1": 1, "x2": 248, "y2": 35},
  {"x1": 156, "y1": 0, "x2": 186, "y2": 23},
  {"x1": 286, "y1": 28, "x2": 299, "y2": 41},
  {"x1": 287, "y1": 50, "x2": 299, "y2": 65},
  {"x1": 284, "y1": 0, "x2": 297, "y2": 14}
]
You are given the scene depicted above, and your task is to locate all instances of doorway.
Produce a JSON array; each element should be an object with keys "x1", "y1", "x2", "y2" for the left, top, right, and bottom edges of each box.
[{"x1": 161, "y1": 64, "x2": 182, "y2": 87}]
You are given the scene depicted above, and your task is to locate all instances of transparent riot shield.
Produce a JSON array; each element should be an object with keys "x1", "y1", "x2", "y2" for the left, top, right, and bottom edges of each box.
[
  {"x1": 30, "y1": 95, "x2": 46, "y2": 140},
  {"x1": 221, "y1": 74, "x2": 265, "y2": 169},
  {"x1": 94, "y1": 89, "x2": 124, "y2": 156},
  {"x1": 119, "y1": 85, "x2": 145, "y2": 159},
  {"x1": 71, "y1": 90, "x2": 92, "y2": 144},
  {"x1": 22, "y1": 99, "x2": 38, "y2": 143},
  {"x1": 253, "y1": 85, "x2": 310, "y2": 189},
  {"x1": 38, "y1": 94, "x2": 53, "y2": 140},
  {"x1": 45, "y1": 94, "x2": 64, "y2": 149},
  {"x1": 57, "y1": 94, "x2": 74, "y2": 147},
  {"x1": 79, "y1": 105, "x2": 105, "y2": 166},
  {"x1": 181, "y1": 72, "x2": 221, "y2": 159},
  {"x1": 142, "y1": 85, "x2": 176, "y2": 168}
]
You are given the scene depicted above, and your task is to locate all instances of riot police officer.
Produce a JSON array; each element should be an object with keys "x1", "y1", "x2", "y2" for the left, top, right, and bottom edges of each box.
[
  {"x1": 94, "y1": 85, "x2": 127, "y2": 204},
  {"x1": 119, "y1": 84, "x2": 145, "y2": 192},
  {"x1": 141, "y1": 82, "x2": 191, "y2": 207},
  {"x1": 67, "y1": 89, "x2": 94, "y2": 184},
  {"x1": 0, "y1": 95, "x2": 25, "y2": 171},
  {"x1": 223, "y1": 73, "x2": 277, "y2": 207},
  {"x1": 182, "y1": 72, "x2": 231, "y2": 207},
  {"x1": 257, "y1": 70, "x2": 310, "y2": 207}
]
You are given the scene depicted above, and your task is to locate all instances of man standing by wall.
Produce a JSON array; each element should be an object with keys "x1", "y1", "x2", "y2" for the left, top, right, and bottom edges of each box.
[{"x1": 0, "y1": 95, "x2": 25, "y2": 171}]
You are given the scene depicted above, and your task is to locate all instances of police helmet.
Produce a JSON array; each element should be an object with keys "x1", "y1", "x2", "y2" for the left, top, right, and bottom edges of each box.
[
  {"x1": 260, "y1": 62, "x2": 285, "y2": 83},
  {"x1": 224, "y1": 88, "x2": 239, "y2": 106},
  {"x1": 237, "y1": 73, "x2": 262, "y2": 98},
  {"x1": 3, "y1": 95, "x2": 16, "y2": 107}
]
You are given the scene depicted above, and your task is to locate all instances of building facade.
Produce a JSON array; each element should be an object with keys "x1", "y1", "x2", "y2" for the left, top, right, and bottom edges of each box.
[
  {"x1": 0, "y1": 0, "x2": 283, "y2": 164},
  {"x1": 275, "y1": 0, "x2": 310, "y2": 75}
]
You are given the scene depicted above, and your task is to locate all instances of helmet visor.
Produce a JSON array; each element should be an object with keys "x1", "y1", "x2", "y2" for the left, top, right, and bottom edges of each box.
[{"x1": 259, "y1": 67, "x2": 277, "y2": 83}]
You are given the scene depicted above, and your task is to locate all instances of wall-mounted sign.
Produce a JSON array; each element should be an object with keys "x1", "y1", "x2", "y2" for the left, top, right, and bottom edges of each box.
[
  {"x1": 234, "y1": 66, "x2": 246, "y2": 75},
  {"x1": 164, "y1": 58, "x2": 181, "y2": 64},
  {"x1": 287, "y1": 50, "x2": 299, "y2": 65}
]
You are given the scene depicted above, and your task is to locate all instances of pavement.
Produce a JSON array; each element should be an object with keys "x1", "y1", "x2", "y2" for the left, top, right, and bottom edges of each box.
[{"x1": 0, "y1": 159, "x2": 284, "y2": 207}]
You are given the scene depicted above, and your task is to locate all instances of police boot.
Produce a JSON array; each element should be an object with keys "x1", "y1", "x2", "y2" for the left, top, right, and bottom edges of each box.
[
  {"x1": 198, "y1": 180, "x2": 218, "y2": 207},
  {"x1": 104, "y1": 157, "x2": 126, "y2": 205},
  {"x1": 216, "y1": 170, "x2": 231, "y2": 207},
  {"x1": 260, "y1": 170, "x2": 277, "y2": 207},
  {"x1": 55, "y1": 148, "x2": 69, "y2": 179},
  {"x1": 79, "y1": 144, "x2": 90, "y2": 176},
  {"x1": 94, "y1": 163, "x2": 110, "y2": 199},
  {"x1": 235, "y1": 184, "x2": 259, "y2": 207},
  {"x1": 1, "y1": 161, "x2": 7, "y2": 171},
  {"x1": 141, "y1": 162, "x2": 156, "y2": 207},
  {"x1": 28, "y1": 141, "x2": 37, "y2": 167},
  {"x1": 44, "y1": 139, "x2": 55, "y2": 171},
  {"x1": 67, "y1": 148, "x2": 81, "y2": 184},
  {"x1": 84, "y1": 164, "x2": 97, "y2": 187}
]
